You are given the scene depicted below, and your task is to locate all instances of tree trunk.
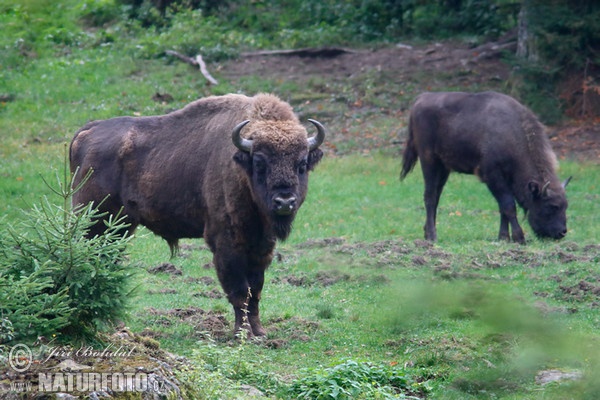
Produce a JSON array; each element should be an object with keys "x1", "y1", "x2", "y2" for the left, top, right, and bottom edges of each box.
[{"x1": 516, "y1": 0, "x2": 538, "y2": 61}]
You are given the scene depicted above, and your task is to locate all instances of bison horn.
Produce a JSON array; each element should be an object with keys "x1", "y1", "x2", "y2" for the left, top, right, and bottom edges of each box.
[
  {"x1": 307, "y1": 119, "x2": 326, "y2": 151},
  {"x1": 562, "y1": 176, "x2": 572, "y2": 189},
  {"x1": 232, "y1": 120, "x2": 253, "y2": 153},
  {"x1": 541, "y1": 181, "x2": 551, "y2": 196}
]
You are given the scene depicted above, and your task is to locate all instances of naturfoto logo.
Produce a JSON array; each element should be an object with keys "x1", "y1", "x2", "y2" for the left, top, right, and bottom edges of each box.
[{"x1": 4, "y1": 343, "x2": 160, "y2": 394}]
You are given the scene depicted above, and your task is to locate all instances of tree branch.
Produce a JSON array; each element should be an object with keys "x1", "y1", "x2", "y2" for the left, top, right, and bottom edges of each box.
[{"x1": 165, "y1": 50, "x2": 218, "y2": 85}]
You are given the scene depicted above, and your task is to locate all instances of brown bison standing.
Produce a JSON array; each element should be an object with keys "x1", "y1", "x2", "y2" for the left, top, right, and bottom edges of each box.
[
  {"x1": 400, "y1": 91, "x2": 569, "y2": 243},
  {"x1": 70, "y1": 93, "x2": 325, "y2": 337}
]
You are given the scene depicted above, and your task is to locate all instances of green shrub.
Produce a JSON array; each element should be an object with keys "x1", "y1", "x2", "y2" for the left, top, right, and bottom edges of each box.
[
  {"x1": 79, "y1": 0, "x2": 124, "y2": 27},
  {"x1": 0, "y1": 162, "x2": 137, "y2": 342},
  {"x1": 287, "y1": 360, "x2": 428, "y2": 399}
]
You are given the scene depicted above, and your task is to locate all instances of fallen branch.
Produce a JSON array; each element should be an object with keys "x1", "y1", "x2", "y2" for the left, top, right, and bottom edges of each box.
[
  {"x1": 241, "y1": 47, "x2": 359, "y2": 58},
  {"x1": 195, "y1": 55, "x2": 218, "y2": 85},
  {"x1": 165, "y1": 49, "x2": 194, "y2": 65},
  {"x1": 470, "y1": 40, "x2": 517, "y2": 62},
  {"x1": 165, "y1": 50, "x2": 218, "y2": 85}
]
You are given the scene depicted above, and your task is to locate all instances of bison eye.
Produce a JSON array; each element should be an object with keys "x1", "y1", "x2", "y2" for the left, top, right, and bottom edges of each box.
[
  {"x1": 253, "y1": 158, "x2": 267, "y2": 175},
  {"x1": 298, "y1": 160, "x2": 308, "y2": 175},
  {"x1": 548, "y1": 204, "x2": 561, "y2": 212}
]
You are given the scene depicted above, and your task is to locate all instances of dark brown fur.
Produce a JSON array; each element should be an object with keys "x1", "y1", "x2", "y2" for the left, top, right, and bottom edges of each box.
[
  {"x1": 400, "y1": 91, "x2": 569, "y2": 243},
  {"x1": 70, "y1": 93, "x2": 325, "y2": 337}
]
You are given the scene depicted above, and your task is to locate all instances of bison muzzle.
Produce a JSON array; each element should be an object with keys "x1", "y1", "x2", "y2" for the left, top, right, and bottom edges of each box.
[
  {"x1": 70, "y1": 93, "x2": 326, "y2": 337},
  {"x1": 400, "y1": 91, "x2": 570, "y2": 243}
]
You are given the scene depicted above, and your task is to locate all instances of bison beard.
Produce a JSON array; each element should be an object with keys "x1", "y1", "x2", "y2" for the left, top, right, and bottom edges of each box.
[
  {"x1": 273, "y1": 215, "x2": 294, "y2": 241},
  {"x1": 69, "y1": 93, "x2": 326, "y2": 338}
]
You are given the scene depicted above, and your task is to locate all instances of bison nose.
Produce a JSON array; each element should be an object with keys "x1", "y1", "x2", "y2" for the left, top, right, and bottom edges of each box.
[
  {"x1": 558, "y1": 228, "x2": 567, "y2": 239},
  {"x1": 273, "y1": 195, "x2": 297, "y2": 215}
]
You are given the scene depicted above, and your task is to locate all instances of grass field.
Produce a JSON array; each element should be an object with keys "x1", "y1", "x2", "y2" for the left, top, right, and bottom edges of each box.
[
  {"x1": 5, "y1": 149, "x2": 599, "y2": 398},
  {"x1": 2, "y1": 1, "x2": 600, "y2": 398}
]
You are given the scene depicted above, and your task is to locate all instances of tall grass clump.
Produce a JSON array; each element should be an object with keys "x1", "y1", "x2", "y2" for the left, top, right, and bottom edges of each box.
[{"x1": 0, "y1": 156, "x2": 137, "y2": 342}]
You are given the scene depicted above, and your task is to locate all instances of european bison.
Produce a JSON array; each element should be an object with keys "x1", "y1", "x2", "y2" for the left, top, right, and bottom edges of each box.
[
  {"x1": 69, "y1": 93, "x2": 326, "y2": 337},
  {"x1": 400, "y1": 91, "x2": 569, "y2": 243}
]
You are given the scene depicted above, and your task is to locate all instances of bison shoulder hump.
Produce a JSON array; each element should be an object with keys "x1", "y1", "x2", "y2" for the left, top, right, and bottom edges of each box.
[{"x1": 251, "y1": 93, "x2": 296, "y2": 122}]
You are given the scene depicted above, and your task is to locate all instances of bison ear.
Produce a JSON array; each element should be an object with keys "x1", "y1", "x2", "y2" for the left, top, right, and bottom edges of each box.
[
  {"x1": 233, "y1": 151, "x2": 253, "y2": 175},
  {"x1": 528, "y1": 181, "x2": 542, "y2": 199},
  {"x1": 307, "y1": 148, "x2": 323, "y2": 171}
]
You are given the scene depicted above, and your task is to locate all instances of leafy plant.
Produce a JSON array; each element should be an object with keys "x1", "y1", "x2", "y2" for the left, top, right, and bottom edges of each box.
[{"x1": 287, "y1": 359, "x2": 428, "y2": 399}]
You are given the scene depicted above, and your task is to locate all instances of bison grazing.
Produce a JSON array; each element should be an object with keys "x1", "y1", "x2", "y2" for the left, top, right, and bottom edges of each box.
[
  {"x1": 70, "y1": 93, "x2": 325, "y2": 337},
  {"x1": 400, "y1": 91, "x2": 570, "y2": 243}
]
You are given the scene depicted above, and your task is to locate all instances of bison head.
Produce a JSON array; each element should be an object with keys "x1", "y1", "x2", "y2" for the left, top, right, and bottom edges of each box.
[
  {"x1": 232, "y1": 119, "x2": 325, "y2": 240},
  {"x1": 526, "y1": 177, "x2": 570, "y2": 240}
]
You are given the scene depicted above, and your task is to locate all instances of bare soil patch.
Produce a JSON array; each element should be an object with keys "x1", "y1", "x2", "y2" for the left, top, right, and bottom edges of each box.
[
  {"x1": 148, "y1": 262, "x2": 182, "y2": 276},
  {"x1": 220, "y1": 41, "x2": 599, "y2": 162},
  {"x1": 147, "y1": 307, "x2": 231, "y2": 340}
]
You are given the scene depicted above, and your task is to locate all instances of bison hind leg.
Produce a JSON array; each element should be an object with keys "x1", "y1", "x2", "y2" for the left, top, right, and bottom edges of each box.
[
  {"x1": 421, "y1": 160, "x2": 450, "y2": 241},
  {"x1": 166, "y1": 238, "x2": 180, "y2": 258}
]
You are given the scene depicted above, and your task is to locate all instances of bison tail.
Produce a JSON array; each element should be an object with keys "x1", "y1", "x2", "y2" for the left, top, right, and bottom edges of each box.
[{"x1": 400, "y1": 116, "x2": 418, "y2": 180}]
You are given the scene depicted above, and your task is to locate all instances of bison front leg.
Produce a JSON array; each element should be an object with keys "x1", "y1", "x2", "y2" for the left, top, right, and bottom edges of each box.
[
  {"x1": 214, "y1": 251, "x2": 269, "y2": 338},
  {"x1": 245, "y1": 268, "x2": 267, "y2": 337},
  {"x1": 215, "y1": 254, "x2": 254, "y2": 337},
  {"x1": 489, "y1": 186, "x2": 525, "y2": 244}
]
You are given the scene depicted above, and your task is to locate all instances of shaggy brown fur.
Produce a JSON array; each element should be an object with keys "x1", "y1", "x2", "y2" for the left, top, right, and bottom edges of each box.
[{"x1": 70, "y1": 93, "x2": 325, "y2": 337}]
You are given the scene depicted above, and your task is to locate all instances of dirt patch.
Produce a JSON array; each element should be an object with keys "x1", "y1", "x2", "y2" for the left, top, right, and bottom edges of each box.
[
  {"x1": 219, "y1": 40, "x2": 599, "y2": 162},
  {"x1": 273, "y1": 274, "x2": 311, "y2": 287},
  {"x1": 558, "y1": 280, "x2": 600, "y2": 304},
  {"x1": 297, "y1": 237, "x2": 345, "y2": 248},
  {"x1": 261, "y1": 316, "x2": 321, "y2": 349},
  {"x1": 147, "y1": 307, "x2": 230, "y2": 340},
  {"x1": 273, "y1": 270, "x2": 350, "y2": 287},
  {"x1": 338, "y1": 239, "x2": 412, "y2": 257},
  {"x1": 550, "y1": 122, "x2": 600, "y2": 163},
  {"x1": 193, "y1": 287, "x2": 224, "y2": 299},
  {"x1": 177, "y1": 243, "x2": 210, "y2": 259},
  {"x1": 184, "y1": 276, "x2": 216, "y2": 285},
  {"x1": 147, "y1": 288, "x2": 177, "y2": 295},
  {"x1": 337, "y1": 239, "x2": 432, "y2": 268},
  {"x1": 225, "y1": 41, "x2": 510, "y2": 94},
  {"x1": 433, "y1": 264, "x2": 490, "y2": 281},
  {"x1": 315, "y1": 270, "x2": 351, "y2": 286},
  {"x1": 148, "y1": 262, "x2": 182, "y2": 275}
]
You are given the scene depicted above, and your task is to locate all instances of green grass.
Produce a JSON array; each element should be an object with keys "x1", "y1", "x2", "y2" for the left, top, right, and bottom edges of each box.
[
  {"x1": 3, "y1": 65, "x2": 599, "y2": 400},
  {"x1": 113, "y1": 154, "x2": 600, "y2": 398}
]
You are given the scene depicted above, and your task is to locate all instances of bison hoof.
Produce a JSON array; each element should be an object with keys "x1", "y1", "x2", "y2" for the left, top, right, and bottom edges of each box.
[
  {"x1": 249, "y1": 316, "x2": 267, "y2": 337},
  {"x1": 234, "y1": 323, "x2": 267, "y2": 340},
  {"x1": 251, "y1": 325, "x2": 267, "y2": 337}
]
